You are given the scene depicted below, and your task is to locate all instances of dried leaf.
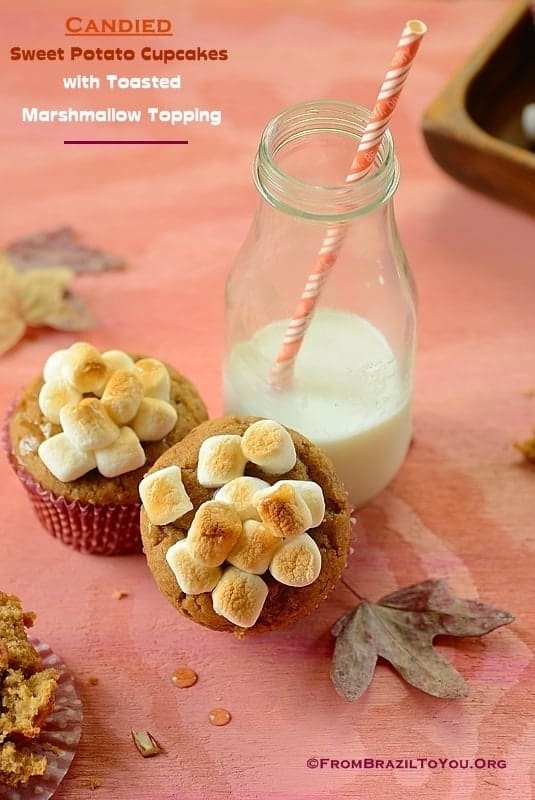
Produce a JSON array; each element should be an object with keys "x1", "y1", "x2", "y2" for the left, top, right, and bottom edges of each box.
[
  {"x1": 131, "y1": 730, "x2": 163, "y2": 758},
  {"x1": 331, "y1": 579, "x2": 514, "y2": 701},
  {"x1": 7, "y1": 227, "x2": 125, "y2": 273},
  {"x1": 515, "y1": 434, "x2": 535, "y2": 463}
]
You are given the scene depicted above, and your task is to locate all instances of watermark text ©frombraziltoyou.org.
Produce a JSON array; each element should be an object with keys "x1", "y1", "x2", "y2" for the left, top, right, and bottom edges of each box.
[{"x1": 306, "y1": 757, "x2": 506, "y2": 770}]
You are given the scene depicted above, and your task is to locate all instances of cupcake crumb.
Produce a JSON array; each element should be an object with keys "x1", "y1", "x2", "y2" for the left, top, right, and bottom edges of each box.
[
  {"x1": 87, "y1": 675, "x2": 99, "y2": 686},
  {"x1": 112, "y1": 590, "x2": 128, "y2": 600},
  {"x1": 87, "y1": 776, "x2": 102, "y2": 790}
]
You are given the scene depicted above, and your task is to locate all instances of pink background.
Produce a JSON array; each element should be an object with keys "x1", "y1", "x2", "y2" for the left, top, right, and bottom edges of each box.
[{"x1": 1, "y1": 1, "x2": 534, "y2": 798}]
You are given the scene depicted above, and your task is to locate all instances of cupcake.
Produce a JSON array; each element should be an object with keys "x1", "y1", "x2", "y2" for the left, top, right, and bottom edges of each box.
[
  {"x1": 5, "y1": 342, "x2": 208, "y2": 554},
  {"x1": 0, "y1": 591, "x2": 82, "y2": 793},
  {"x1": 140, "y1": 416, "x2": 351, "y2": 636}
]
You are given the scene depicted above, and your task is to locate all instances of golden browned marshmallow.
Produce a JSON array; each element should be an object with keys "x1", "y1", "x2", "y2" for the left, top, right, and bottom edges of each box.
[
  {"x1": 131, "y1": 397, "x2": 177, "y2": 441},
  {"x1": 188, "y1": 501, "x2": 243, "y2": 567},
  {"x1": 101, "y1": 369, "x2": 145, "y2": 425},
  {"x1": 227, "y1": 520, "x2": 281, "y2": 575},
  {"x1": 241, "y1": 419, "x2": 296, "y2": 475},
  {"x1": 101, "y1": 349, "x2": 135, "y2": 373},
  {"x1": 212, "y1": 567, "x2": 268, "y2": 628},
  {"x1": 134, "y1": 358, "x2": 171, "y2": 401},
  {"x1": 38, "y1": 378, "x2": 82, "y2": 424},
  {"x1": 61, "y1": 342, "x2": 109, "y2": 394},
  {"x1": 214, "y1": 476, "x2": 270, "y2": 521},
  {"x1": 42, "y1": 348, "x2": 68, "y2": 382},
  {"x1": 95, "y1": 426, "x2": 146, "y2": 478},
  {"x1": 254, "y1": 483, "x2": 313, "y2": 538},
  {"x1": 197, "y1": 435, "x2": 247, "y2": 488},
  {"x1": 270, "y1": 480, "x2": 325, "y2": 528},
  {"x1": 166, "y1": 539, "x2": 222, "y2": 595},
  {"x1": 38, "y1": 432, "x2": 97, "y2": 482},
  {"x1": 59, "y1": 398, "x2": 120, "y2": 451},
  {"x1": 139, "y1": 465, "x2": 193, "y2": 526},
  {"x1": 269, "y1": 533, "x2": 322, "y2": 587}
]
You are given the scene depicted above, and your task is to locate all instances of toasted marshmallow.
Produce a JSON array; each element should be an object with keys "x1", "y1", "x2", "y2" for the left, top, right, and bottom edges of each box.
[
  {"x1": 241, "y1": 420, "x2": 296, "y2": 475},
  {"x1": 139, "y1": 465, "x2": 193, "y2": 526},
  {"x1": 38, "y1": 378, "x2": 82, "y2": 425},
  {"x1": 227, "y1": 520, "x2": 281, "y2": 575},
  {"x1": 214, "y1": 476, "x2": 270, "y2": 521},
  {"x1": 101, "y1": 349, "x2": 135, "y2": 373},
  {"x1": 131, "y1": 397, "x2": 177, "y2": 442},
  {"x1": 59, "y1": 398, "x2": 120, "y2": 451},
  {"x1": 61, "y1": 342, "x2": 109, "y2": 394},
  {"x1": 134, "y1": 358, "x2": 171, "y2": 401},
  {"x1": 270, "y1": 480, "x2": 325, "y2": 528},
  {"x1": 38, "y1": 432, "x2": 97, "y2": 482},
  {"x1": 254, "y1": 483, "x2": 313, "y2": 538},
  {"x1": 187, "y1": 501, "x2": 242, "y2": 567},
  {"x1": 197, "y1": 434, "x2": 247, "y2": 488},
  {"x1": 101, "y1": 369, "x2": 145, "y2": 425},
  {"x1": 95, "y1": 426, "x2": 146, "y2": 478},
  {"x1": 166, "y1": 539, "x2": 222, "y2": 595},
  {"x1": 269, "y1": 533, "x2": 322, "y2": 587},
  {"x1": 212, "y1": 567, "x2": 268, "y2": 628},
  {"x1": 43, "y1": 349, "x2": 68, "y2": 382}
]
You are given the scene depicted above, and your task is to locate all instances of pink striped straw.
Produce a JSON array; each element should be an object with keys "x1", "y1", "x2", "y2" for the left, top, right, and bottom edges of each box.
[{"x1": 269, "y1": 19, "x2": 427, "y2": 388}]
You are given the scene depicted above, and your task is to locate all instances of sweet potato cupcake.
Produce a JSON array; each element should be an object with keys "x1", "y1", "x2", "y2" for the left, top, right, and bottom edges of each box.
[
  {"x1": 140, "y1": 416, "x2": 351, "y2": 636},
  {"x1": 5, "y1": 342, "x2": 208, "y2": 554}
]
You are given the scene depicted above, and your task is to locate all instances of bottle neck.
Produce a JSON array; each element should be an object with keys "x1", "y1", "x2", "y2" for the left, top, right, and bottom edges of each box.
[{"x1": 254, "y1": 99, "x2": 399, "y2": 223}]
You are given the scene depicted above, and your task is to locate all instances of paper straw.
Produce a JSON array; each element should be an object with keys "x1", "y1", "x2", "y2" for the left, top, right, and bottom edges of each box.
[{"x1": 269, "y1": 20, "x2": 427, "y2": 388}]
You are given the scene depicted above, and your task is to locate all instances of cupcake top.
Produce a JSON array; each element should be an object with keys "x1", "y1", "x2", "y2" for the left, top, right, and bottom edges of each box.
[
  {"x1": 7, "y1": 347, "x2": 208, "y2": 505},
  {"x1": 36, "y1": 343, "x2": 178, "y2": 481},
  {"x1": 140, "y1": 417, "x2": 351, "y2": 635}
]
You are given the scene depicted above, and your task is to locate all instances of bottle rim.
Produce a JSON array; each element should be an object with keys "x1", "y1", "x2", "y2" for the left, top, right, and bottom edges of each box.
[{"x1": 254, "y1": 99, "x2": 399, "y2": 221}]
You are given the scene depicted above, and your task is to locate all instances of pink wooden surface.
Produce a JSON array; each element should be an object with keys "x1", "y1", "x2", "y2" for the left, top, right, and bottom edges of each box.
[{"x1": 1, "y1": 1, "x2": 535, "y2": 798}]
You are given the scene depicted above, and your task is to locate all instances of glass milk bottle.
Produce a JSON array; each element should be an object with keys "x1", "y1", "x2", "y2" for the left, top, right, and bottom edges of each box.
[{"x1": 223, "y1": 100, "x2": 416, "y2": 507}]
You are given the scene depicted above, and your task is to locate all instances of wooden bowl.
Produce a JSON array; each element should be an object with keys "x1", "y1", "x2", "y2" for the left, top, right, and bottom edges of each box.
[{"x1": 422, "y1": 0, "x2": 535, "y2": 215}]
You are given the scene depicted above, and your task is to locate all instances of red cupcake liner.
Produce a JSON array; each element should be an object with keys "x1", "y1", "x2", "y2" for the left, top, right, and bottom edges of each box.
[
  {"x1": 0, "y1": 638, "x2": 83, "y2": 800},
  {"x1": 3, "y1": 409, "x2": 142, "y2": 556}
]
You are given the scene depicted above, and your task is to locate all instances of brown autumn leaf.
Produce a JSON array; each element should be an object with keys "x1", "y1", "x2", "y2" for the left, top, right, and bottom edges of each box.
[
  {"x1": 7, "y1": 227, "x2": 125, "y2": 273},
  {"x1": 331, "y1": 579, "x2": 514, "y2": 701}
]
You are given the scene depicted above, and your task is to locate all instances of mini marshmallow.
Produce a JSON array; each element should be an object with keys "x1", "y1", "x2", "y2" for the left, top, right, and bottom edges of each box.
[
  {"x1": 166, "y1": 539, "x2": 222, "y2": 595},
  {"x1": 197, "y1": 434, "x2": 247, "y2": 488},
  {"x1": 61, "y1": 342, "x2": 109, "y2": 394},
  {"x1": 211, "y1": 566, "x2": 268, "y2": 628},
  {"x1": 43, "y1": 349, "x2": 68, "y2": 382},
  {"x1": 241, "y1": 419, "x2": 296, "y2": 475},
  {"x1": 38, "y1": 378, "x2": 82, "y2": 425},
  {"x1": 134, "y1": 358, "x2": 171, "y2": 401},
  {"x1": 187, "y1": 501, "x2": 243, "y2": 567},
  {"x1": 269, "y1": 533, "x2": 322, "y2": 587},
  {"x1": 101, "y1": 369, "x2": 145, "y2": 425},
  {"x1": 227, "y1": 520, "x2": 281, "y2": 575},
  {"x1": 254, "y1": 482, "x2": 313, "y2": 538},
  {"x1": 38, "y1": 432, "x2": 97, "y2": 482},
  {"x1": 59, "y1": 398, "x2": 120, "y2": 451},
  {"x1": 139, "y1": 465, "x2": 193, "y2": 526},
  {"x1": 101, "y1": 349, "x2": 135, "y2": 373},
  {"x1": 214, "y1": 476, "x2": 270, "y2": 521},
  {"x1": 131, "y1": 397, "x2": 177, "y2": 442},
  {"x1": 271, "y1": 480, "x2": 325, "y2": 528},
  {"x1": 95, "y1": 426, "x2": 146, "y2": 479}
]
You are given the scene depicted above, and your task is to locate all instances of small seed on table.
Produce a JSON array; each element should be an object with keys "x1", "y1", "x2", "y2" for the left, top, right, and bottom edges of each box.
[
  {"x1": 171, "y1": 667, "x2": 198, "y2": 688},
  {"x1": 209, "y1": 708, "x2": 231, "y2": 726}
]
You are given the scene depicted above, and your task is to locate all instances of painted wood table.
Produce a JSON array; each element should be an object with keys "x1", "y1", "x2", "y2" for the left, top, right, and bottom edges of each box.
[{"x1": 1, "y1": 1, "x2": 534, "y2": 798}]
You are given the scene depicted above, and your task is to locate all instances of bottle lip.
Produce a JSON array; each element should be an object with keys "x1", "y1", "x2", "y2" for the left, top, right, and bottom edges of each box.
[{"x1": 254, "y1": 98, "x2": 399, "y2": 221}]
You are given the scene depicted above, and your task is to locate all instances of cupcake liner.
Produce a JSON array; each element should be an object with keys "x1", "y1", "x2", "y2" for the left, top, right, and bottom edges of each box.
[
  {"x1": 3, "y1": 409, "x2": 142, "y2": 556},
  {"x1": 0, "y1": 638, "x2": 83, "y2": 800}
]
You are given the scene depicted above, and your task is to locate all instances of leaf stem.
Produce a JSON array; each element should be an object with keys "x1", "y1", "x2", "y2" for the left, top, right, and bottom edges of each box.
[{"x1": 340, "y1": 577, "x2": 365, "y2": 602}]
